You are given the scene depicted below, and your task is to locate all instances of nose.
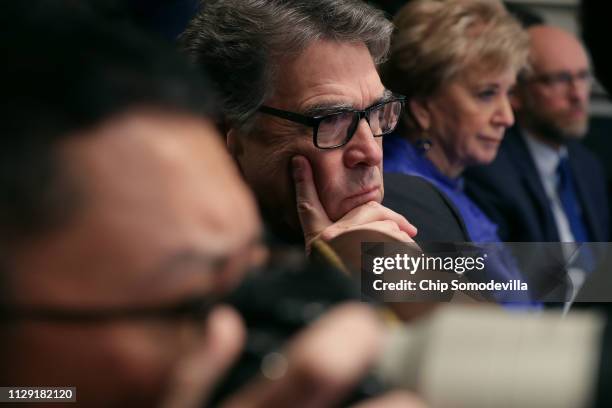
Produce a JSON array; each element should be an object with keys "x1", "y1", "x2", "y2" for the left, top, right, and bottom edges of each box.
[
  {"x1": 568, "y1": 77, "x2": 590, "y2": 105},
  {"x1": 494, "y1": 96, "x2": 515, "y2": 128},
  {"x1": 343, "y1": 118, "x2": 383, "y2": 168}
]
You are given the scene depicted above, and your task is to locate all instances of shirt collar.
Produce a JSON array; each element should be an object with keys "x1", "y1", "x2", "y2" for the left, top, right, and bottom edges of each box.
[{"x1": 523, "y1": 131, "x2": 568, "y2": 180}]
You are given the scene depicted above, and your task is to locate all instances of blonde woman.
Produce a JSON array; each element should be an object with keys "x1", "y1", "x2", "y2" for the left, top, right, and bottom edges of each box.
[{"x1": 382, "y1": 0, "x2": 528, "y2": 243}]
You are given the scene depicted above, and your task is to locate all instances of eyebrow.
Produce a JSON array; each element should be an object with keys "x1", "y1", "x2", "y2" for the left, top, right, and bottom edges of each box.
[
  {"x1": 302, "y1": 89, "x2": 394, "y2": 117},
  {"x1": 156, "y1": 250, "x2": 220, "y2": 276},
  {"x1": 155, "y1": 233, "x2": 265, "y2": 277}
]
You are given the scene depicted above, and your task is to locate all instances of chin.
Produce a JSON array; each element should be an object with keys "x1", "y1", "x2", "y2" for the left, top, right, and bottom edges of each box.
[
  {"x1": 330, "y1": 189, "x2": 383, "y2": 221},
  {"x1": 561, "y1": 124, "x2": 589, "y2": 140},
  {"x1": 474, "y1": 147, "x2": 500, "y2": 165}
]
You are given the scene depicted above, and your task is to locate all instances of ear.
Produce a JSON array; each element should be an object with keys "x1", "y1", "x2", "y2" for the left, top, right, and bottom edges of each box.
[
  {"x1": 408, "y1": 98, "x2": 431, "y2": 131},
  {"x1": 226, "y1": 127, "x2": 243, "y2": 159}
]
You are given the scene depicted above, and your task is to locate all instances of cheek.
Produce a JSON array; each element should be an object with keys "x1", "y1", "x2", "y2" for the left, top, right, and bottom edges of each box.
[
  {"x1": 239, "y1": 140, "x2": 293, "y2": 202},
  {"x1": 529, "y1": 90, "x2": 561, "y2": 111},
  {"x1": 8, "y1": 323, "x2": 180, "y2": 405},
  {"x1": 310, "y1": 151, "x2": 346, "y2": 204},
  {"x1": 456, "y1": 115, "x2": 494, "y2": 161}
]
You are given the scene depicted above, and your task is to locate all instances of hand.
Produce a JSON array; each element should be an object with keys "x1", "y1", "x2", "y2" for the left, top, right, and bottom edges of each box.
[
  {"x1": 291, "y1": 155, "x2": 417, "y2": 253},
  {"x1": 161, "y1": 303, "x2": 426, "y2": 408},
  {"x1": 220, "y1": 303, "x2": 426, "y2": 408},
  {"x1": 159, "y1": 306, "x2": 246, "y2": 408}
]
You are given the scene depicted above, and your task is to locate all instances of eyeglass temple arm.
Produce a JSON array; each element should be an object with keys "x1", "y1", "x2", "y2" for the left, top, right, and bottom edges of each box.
[{"x1": 258, "y1": 105, "x2": 317, "y2": 127}]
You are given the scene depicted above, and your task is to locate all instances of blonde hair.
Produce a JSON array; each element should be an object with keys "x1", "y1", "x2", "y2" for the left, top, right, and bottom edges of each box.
[{"x1": 381, "y1": 0, "x2": 529, "y2": 100}]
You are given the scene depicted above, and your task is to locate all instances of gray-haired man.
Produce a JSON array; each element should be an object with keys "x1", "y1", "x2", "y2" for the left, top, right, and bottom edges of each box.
[{"x1": 181, "y1": 0, "x2": 469, "y2": 253}]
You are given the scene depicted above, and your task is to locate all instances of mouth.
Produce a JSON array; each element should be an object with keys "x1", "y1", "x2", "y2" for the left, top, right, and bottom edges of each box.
[
  {"x1": 478, "y1": 135, "x2": 503, "y2": 144},
  {"x1": 567, "y1": 109, "x2": 587, "y2": 120},
  {"x1": 345, "y1": 185, "x2": 382, "y2": 203}
]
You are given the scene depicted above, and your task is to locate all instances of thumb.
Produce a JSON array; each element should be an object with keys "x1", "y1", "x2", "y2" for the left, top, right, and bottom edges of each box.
[
  {"x1": 159, "y1": 306, "x2": 246, "y2": 408},
  {"x1": 292, "y1": 155, "x2": 332, "y2": 243}
]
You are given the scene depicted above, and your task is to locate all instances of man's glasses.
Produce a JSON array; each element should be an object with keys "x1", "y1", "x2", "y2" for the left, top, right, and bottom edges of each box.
[
  {"x1": 0, "y1": 296, "x2": 217, "y2": 324},
  {"x1": 258, "y1": 96, "x2": 405, "y2": 149},
  {"x1": 527, "y1": 69, "x2": 593, "y2": 92}
]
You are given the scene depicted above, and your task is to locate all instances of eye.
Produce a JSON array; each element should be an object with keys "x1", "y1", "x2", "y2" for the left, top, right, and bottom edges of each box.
[{"x1": 476, "y1": 88, "x2": 497, "y2": 101}]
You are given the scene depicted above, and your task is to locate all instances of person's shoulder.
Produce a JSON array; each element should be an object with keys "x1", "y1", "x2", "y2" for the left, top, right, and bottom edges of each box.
[
  {"x1": 384, "y1": 172, "x2": 435, "y2": 191},
  {"x1": 567, "y1": 141, "x2": 608, "y2": 199},
  {"x1": 383, "y1": 173, "x2": 470, "y2": 242},
  {"x1": 568, "y1": 140, "x2": 605, "y2": 167},
  {"x1": 384, "y1": 172, "x2": 455, "y2": 202}
]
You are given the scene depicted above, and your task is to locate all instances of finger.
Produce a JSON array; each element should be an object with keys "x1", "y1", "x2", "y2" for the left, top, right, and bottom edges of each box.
[
  {"x1": 349, "y1": 391, "x2": 428, "y2": 408},
  {"x1": 345, "y1": 221, "x2": 414, "y2": 243},
  {"x1": 160, "y1": 306, "x2": 245, "y2": 408},
  {"x1": 221, "y1": 303, "x2": 383, "y2": 408},
  {"x1": 292, "y1": 155, "x2": 332, "y2": 241},
  {"x1": 336, "y1": 201, "x2": 418, "y2": 238}
]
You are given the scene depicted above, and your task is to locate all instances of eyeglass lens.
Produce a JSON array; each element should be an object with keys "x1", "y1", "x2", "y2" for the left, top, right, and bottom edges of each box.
[{"x1": 316, "y1": 100, "x2": 402, "y2": 148}]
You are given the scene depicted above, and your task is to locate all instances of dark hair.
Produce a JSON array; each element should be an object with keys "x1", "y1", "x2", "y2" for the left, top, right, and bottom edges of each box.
[
  {"x1": 504, "y1": 3, "x2": 545, "y2": 28},
  {"x1": 179, "y1": 0, "x2": 393, "y2": 132},
  {"x1": 0, "y1": 3, "x2": 216, "y2": 242},
  {"x1": 581, "y1": 0, "x2": 612, "y2": 95}
]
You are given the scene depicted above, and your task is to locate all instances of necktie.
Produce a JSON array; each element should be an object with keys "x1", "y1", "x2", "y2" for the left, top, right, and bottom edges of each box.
[
  {"x1": 556, "y1": 156, "x2": 594, "y2": 273},
  {"x1": 556, "y1": 156, "x2": 590, "y2": 242}
]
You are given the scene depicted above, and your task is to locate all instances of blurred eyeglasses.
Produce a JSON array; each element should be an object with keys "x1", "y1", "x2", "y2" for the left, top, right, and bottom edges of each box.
[
  {"x1": 258, "y1": 96, "x2": 405, "y2": 149},
  {"x1": 0, "y1": 296, "x2": 218, "y2": 324},
  {"x1": 527, "y1": 69, "x2": 593, "y2": 93}
]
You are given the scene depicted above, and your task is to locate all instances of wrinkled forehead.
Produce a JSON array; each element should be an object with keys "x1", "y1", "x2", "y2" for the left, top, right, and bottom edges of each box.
[{"x1": 269, "y1": 40, "x2": 386, "y2": 112}]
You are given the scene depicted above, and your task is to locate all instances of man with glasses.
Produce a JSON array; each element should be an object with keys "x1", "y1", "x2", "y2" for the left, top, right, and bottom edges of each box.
[
  {"x1": 181, "y1": 0, "x2": 470, "y2": 257},
  {"x1": 0, "y1": 5, "x2": 427, "y2": 407},
  {"x1": 466, "y1": 24, "x2": 609, "y2": 245}
]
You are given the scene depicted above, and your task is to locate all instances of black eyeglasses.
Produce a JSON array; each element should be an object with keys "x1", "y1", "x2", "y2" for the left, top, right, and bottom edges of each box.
[
  {"x1": 0, "y1": 296, "x2": 217, "y2": 324},
  {"x1": 258, "y1": 96, "x2": 405, "y2": 149}
]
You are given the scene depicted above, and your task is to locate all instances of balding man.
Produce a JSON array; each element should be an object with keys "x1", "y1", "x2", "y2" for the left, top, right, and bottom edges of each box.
[{"x1": 466, "y1": 25, "x2": 609, "y2": 244}]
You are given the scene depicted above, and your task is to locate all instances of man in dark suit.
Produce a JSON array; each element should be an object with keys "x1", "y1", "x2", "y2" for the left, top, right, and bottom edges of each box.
[
  {"x1": 181, "y1": 0, "x2": 469, "y2": 253},
  {"x1": 466, "y1": 25, "x2": 609, "y2": 244}
]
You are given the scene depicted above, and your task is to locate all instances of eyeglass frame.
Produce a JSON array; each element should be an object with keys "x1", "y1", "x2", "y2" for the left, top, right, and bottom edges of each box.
[
  {"x1": 523, "y1": 69, "x2": 593, "y2": 90},
  {"x1": 257, "y1": 95, "x2": 406, "y2": 150},
  {"x1": 0, "y1": 295, "x2": 218, "y2": 324}
]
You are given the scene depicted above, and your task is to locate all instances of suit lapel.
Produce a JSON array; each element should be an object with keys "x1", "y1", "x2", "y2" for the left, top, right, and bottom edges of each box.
[
  {"x1": 568, "y1": 143, "x2": 600, "y2": 241},
  {"x1": 506, "y1": 129, "x2": 560, "y2": 241}
]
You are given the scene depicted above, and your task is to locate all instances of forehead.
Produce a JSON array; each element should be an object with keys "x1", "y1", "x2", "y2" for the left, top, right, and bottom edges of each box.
[
  {"x1": 439, "y1": 67, "x2": 517, "y2": 100},
  {"x1": 269, "y1": 40, "x2": 386, "y2": 111},
  {"x1": 459, "y1": 65, "x2": 518, "y2": 87},
  {"x1": 529, "y1": 28, "x2": 589, "y2": 72},
  {"x1": 12, "y1": 112, "x2": 260, "y2": 305}
]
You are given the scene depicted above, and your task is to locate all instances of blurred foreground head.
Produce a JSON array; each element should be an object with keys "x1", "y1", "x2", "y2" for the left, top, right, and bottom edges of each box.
[{"x1": 0, "y1": 3, "x2": 261, "y2": 406}]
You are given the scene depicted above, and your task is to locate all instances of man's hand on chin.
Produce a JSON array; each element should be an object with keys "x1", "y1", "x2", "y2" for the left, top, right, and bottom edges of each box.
[{"x1": 291, "y1": 155, "x2": 418, "y2": 256}]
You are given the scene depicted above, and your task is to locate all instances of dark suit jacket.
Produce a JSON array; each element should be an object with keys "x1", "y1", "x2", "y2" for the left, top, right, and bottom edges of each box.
[
  {"x1": 383, "y1": 173, "x2": 470, "y2": 242},
  {"x1": 464, "y1": 127, "x2": 609, "y2": 242}
]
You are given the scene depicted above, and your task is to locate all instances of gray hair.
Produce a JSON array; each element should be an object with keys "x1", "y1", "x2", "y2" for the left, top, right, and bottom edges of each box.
[{"x1": 179, "y1": 0, "x2": 393, "y2": 131}]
